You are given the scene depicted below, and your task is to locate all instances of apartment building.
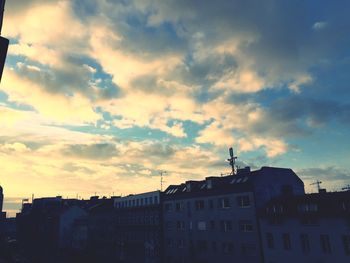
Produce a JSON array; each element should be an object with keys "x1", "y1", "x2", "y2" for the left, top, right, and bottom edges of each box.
[
  {"x1": 260, "y1": 190, "x2": 350, "y2": 263},
  {"x1": 163, "y1": 166, "x2": 305, "y2": 263}
]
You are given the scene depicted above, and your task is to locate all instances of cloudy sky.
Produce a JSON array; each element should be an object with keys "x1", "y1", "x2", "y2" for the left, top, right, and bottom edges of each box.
[{"x1": 1, "y1": 0, "x2": 350, "y2": 215}]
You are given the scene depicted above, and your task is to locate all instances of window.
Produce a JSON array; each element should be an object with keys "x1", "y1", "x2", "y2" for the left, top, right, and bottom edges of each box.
[
  {"x1": 166, "y1": 221, "x2": 173, "y2": 230},
  {"x1": 165, "y1": 203, "x2": 172, "y2": 212},
  {"x1": 298, "y1": 204, "x2": 318, "y2": 212},
  {"x1": 241, "y1": 243, "x2": 256, "y2": 256},
  {"x1": 195, "y1": 200, "x2": 205, "y2": 210},
  {"x1": 212, "y1": 241, "x2": 217, "y2": 252},
  {"x1": 239, "y1": 220, "x2": 253, "y2": 232},
  {"x1": 282, "y1": 233, "x2": 291, "y2": 250},
  {"x1": 343, "y1": 235, "x2": 350, "y2": 255},
  {"x1": 197, "y1": 221, "x2": 206, "y2": 231},
  {"x1": 175, "y1": 202, "x2": 184, "y2": 211},
  {"x1": 176, "y1": 221, "x2": 185, "y2": 230},
  {"x1": 197, "y1": 240, "x2": 208, "y2": 252},
  {"x1": 166, "y1": 238, "x2": 173, "y2": 248},
  {"x1": 300, "y1": 216, "x2": 318, "y2": 226},
  {"x1": 219, "y1": 197, "x2": 230, "y2": 209},
  {"x1": 237, "y1": 195, "x2": 250, "y2": 207},
  {"x1": 177, "y1": 239, "x2": 185, "y2": 249},
  {"x1": 271, "y1": 205, "x2": 284, "y2": 214},
  {"x1": 209, "y1": 199, "x2": 214, "y2": 209},
  {"x1": 320, "y1": 234, "x2": 331, "y2": 254},
  {"x1": 300, "y1": 234, "x2": 310, "y2": 254},
  {"x1": 154, "y1": 196, "x2": 158, "y2": 204},
  {"x1": 220, "y1": 220, "x2": 232, "y2": 232},
  {"x1": 222, "y1": 242, "x2": 234, "y2": 255},
  {"x1": 266, "y1": 233, "x2": 274, "y2": 249},
  {"x1": 210, "y1": 220, "x2": 215, "y2": 230}
]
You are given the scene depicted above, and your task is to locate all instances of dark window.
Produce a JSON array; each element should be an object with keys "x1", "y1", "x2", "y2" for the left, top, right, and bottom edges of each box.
[
  {"x1": 321, "y1": 234, "x2": 331, "y2": 254},
  {"x1": 343, "y1": 235, "x2": 350, "y2": 255},
  {"x1": 239, "y1": 220, "x2": 253, "y2": 232},
  {"x1": 165, "y1": 203, "x2": 172, "y2": 212},
  {"x1": 176, "y1": 221, "x2": 185, "y2": 230},
  {"x1": 177, "y1": 239, "x2": 185, "y2": 249},
  {"x1": 219, "y1": 197, "x2": 230, "y2": 208},
  {"x1": 210, "y1": 220, "x2": 215, "y2": 230},
  {"x1": 241, "y1": 243, "x2": 256, "y2": 256},
  {"x1": 197, "y1": 240, "x2": 208, "y2": 252},
  {"x1": 220, "y1": 220, "x2": 232, "y2": 232},
  {"x1": 300, "y1": 234, "x2": 310, "y2": 254},
  {"x1": 222, "y1": 242, "x2": 234, "y2": 254},
  {"x1": 166, "y1": 221, "x2": 173, "y2": 230},
  {"x1": 300, "y1": 216, "x2": 319, "y2": 226},
  {"x1": 209, "y1": 199, "x2": 214, "y2": 209},
  {"x1": 282, "y1": 233, "x2": 291, "y2": 250},
  {"x1": 212, "y1": 241, "x2": 217, "y2": 252},
  {"x1": 266, "y1": 233, "x2": 274, "y2": 249},
  {"x1": 195, "y1": 200, "x2": 205, "y2": 210},
  {"x1": 175, "y1": 202, "x2": 184, "y2": 211},
  {"x1": 237, "y1": 195, "x2": 250, "y2": 207}
]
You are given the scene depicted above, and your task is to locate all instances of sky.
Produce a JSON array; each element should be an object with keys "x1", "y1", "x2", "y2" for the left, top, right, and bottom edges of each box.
[{"x1": 1, "y1": 0, "x2": 350, "y2": 216}]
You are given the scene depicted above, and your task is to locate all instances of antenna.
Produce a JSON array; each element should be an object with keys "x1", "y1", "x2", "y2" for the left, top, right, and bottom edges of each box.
[
  {"x1": 310, "y1": 180, "x2": 322, "y2": 192},
  {"x1": 227, "y1": 147, "x2": 238, "y2": 175},
  {"x1": 159, "y1": 170, "x2": 167, "y2": 191}
]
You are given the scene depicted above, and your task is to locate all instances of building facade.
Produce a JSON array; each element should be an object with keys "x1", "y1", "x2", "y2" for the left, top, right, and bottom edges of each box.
[
  {"x1": 163, "y1": 167, "x2": 305, "y2": 263},
  {"x1": 259, "y1": 191, "x2": 350, "y2": 263},
  {"x1": 114, "y1": 191, "x2": 163, "y2": 263}
]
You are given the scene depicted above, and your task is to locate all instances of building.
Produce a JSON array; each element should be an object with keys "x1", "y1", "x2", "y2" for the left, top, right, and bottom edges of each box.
[
  {"x1": 16, "y1": 197, "x2": 87, "y2": 263},
  {"x1": 162, "y1": 166, "x2": 304, "y2": 263},
  {"x1": 0, "y1": 185, "x2": 4, "y2": 219},
  {"x1": 259, "y1": 190, "x2": 350, "y2": 263},
  {"x1": 114, "y1": 191, "x2": 163, "y2": 263}
]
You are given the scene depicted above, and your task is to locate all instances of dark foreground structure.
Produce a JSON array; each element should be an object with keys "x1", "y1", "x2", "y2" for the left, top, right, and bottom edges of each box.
[{"x1": 0, "y1": 166, "x2": 348, "y2": 263}]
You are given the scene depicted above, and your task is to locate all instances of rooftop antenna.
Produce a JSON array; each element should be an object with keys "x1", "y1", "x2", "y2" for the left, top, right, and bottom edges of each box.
[
  {"x1": 159, "y1": 170, "x2": 167, "y2": 191},
  {"x1": 342, "y1": 185, "x2": 350, "y2": 191},
  {"x1": 310, "y1": 180, "x2": 322, "y2": 192},
  {"x1": 227, "y1": 147, "x2": 237, "y2": 175}
]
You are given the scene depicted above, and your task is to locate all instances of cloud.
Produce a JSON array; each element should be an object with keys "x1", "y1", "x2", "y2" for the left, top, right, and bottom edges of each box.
[
  {"x1": 62, "y1": 143, "x2": 119, "y2": 160},
  {"x1": 1, "y1": 68, "x2": 101, "y2": 124},
  {"x1": 312, "y1": 21, "x2": 328, "y2": 31}
]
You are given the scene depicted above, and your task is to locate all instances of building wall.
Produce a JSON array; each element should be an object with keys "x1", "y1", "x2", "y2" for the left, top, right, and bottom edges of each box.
[
  {"x1": 114, "y1": 191, "x2": 162, "y2": 263},
  {"x1": 59, "y1": 206, "x2": 87, "y2": 249},
  {"x1": 260, "y1": 217, "x2": 350, "y2": 263},
  {"x1": 163, "y1": 191, "x2": 261, "y2": 263}
]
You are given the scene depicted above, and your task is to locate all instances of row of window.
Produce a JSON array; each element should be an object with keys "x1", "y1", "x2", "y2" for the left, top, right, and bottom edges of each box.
[
  {"x1": 265, "y1": 232, "x2": 350, "y2": 255},
  {"x1": 115, "y1": 215, "x2": 160, "y2": 225},
  {"x1": 166, "y1": 239, "x2": 256, "y2": 256},
  {"x1": 165, "y1": 195, "x2": 251, "y2": 212},
  {"x1": 167, "y1": 220, "x2": 254, "y2": 232},
  {"x1": 115, "y1": 196, "x2": 159, "y2": 208}
]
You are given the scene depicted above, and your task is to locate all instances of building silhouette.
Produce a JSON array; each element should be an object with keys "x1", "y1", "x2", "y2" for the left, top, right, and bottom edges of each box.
[
  {"x1": 12, "y1": 165, "x2": 350, "y2": 263},
  {"x1": 162, "y1": 166, "x2": 304, "y2": 263},
  {"x1": 259, "y1": 190, "x2": 350, "y2": 263}
]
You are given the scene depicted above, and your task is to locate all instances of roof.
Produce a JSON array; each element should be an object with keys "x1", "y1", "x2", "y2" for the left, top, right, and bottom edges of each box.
[
  {"x1": 261, "y1": 190, "x2": 350, "y2": 218},
  {"x1": 163, "y1": 166, "x2": 303, "y2": 201}
]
